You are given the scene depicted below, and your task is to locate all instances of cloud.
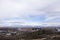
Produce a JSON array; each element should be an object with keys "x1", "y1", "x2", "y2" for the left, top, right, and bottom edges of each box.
[
  {"x1": 0, "y1": 0, "x2": 56, "y2": 18},
  {"x1": 0, "y1": 0, "x2": 60, "y2": 26}
]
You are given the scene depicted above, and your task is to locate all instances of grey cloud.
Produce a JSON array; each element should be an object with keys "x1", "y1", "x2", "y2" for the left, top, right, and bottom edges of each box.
[{"x1": 0, "y1": 0, "x2": 60, "y2": 26}]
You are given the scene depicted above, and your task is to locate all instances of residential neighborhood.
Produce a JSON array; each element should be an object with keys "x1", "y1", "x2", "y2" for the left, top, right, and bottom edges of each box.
[{"x1": 0, "y1": 27, "x2": 59, "y2": 40}]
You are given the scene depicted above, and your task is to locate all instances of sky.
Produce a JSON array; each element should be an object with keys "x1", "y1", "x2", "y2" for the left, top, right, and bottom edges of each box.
[{"x1": 0, "y1": 0, "x2": 60, "y2": 26}]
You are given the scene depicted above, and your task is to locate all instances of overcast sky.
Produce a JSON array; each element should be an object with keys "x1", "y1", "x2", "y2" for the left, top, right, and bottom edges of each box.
[{"x1": 0, "y1": 0, "x2": 60, "y2": 26}]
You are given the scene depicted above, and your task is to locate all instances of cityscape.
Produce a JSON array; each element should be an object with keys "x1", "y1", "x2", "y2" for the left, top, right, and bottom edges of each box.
[
  {"x1": 0, "y1": 26, "x2": 59, "y2": 40},
  {"x1": 0, "y1": 0, "x2": 60, "y2": 40}
]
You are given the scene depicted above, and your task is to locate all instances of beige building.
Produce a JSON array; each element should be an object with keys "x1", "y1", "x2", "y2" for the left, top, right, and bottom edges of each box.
[{"x1": 18, "y1": 28, "x2": 40, "y2": 32}]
